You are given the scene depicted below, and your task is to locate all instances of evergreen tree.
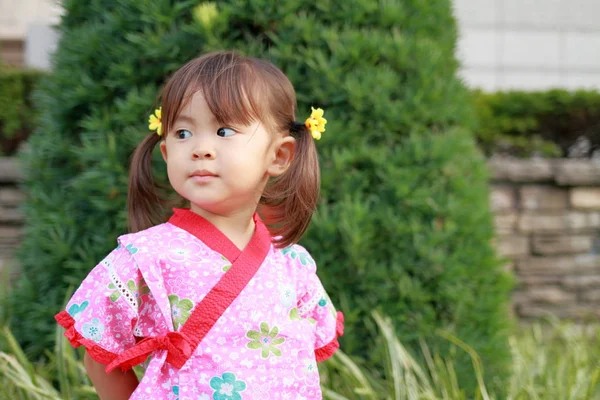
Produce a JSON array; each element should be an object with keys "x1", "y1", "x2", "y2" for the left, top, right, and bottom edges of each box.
[{"x1": 12, "y1": 0, "x2": 512, "y2": 392}]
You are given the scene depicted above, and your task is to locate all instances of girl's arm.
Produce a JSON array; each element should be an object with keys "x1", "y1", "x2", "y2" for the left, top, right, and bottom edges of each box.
[{"x1": 84, "y1": 351, "x2": 139, "y2": 400}]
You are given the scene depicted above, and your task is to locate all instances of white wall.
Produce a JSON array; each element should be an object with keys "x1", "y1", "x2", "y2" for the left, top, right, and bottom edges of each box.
[
  {"x1": 454, "y1": 0, "x2": 600, "y2": 91},
  {"x1": 0, "y1": 0, "x2": 62, "y2": 39},
  {"x1": 3, "y1": 0, "x2": 600, "y2": 90},
  {"x1": 1, "y1": 0, "x2": 62, "y2": 69}
]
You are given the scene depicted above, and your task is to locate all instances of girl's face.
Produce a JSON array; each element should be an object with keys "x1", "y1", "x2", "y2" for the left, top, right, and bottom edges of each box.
[{"x1": 160, "y1": 91, "x2": 294, "y2": 217}]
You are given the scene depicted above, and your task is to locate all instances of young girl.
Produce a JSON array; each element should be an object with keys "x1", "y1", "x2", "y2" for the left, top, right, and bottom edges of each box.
[{"x1": 55, "y1": 51, "x2": 343, "y2": 400}]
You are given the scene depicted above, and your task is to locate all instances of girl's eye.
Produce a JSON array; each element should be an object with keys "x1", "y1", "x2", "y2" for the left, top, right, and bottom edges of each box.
[
  {"x1": 217, "y1": 127, "x2": 236, "y2": 137},
  {"x1": 175, "y1": 129, "x2": 192, "y2": 139}
]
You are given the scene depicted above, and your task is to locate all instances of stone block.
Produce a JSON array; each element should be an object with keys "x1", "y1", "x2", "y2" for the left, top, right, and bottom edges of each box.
[
  {"x1": 518, "y1": 275, "x2": 563, "y2": 286},
  {"x1": 517, "y1": 254, "x2": 600, "y2": 275},
  {"x1": 512, "y1": 290, "x2": 530, "y2": 305},
  {"x1": 520, "y1": 211, "x2": 600, "y2": 233},
  {"x1": 502, "y1": 262, "x2": 515, "y2": 273},
  {"x1": 496, "y1": 235, "x2": 529, "y2": 258},
  {"x1": 488, "y1": 158, "x2": 553, "y2": 183},
  {"x1": 528, "y1": 287, "x2": 576, "y2": 304},
  {"x1": 570, "y1": 188, "x2": 600, "y2": 210},
  {"x1": 519, "y1": 304, "x2": 600, "y2": 319},
  {"x1": 0, "y1": 226, "x2": 23, "y2": 244},
  {"x1": 532, "y1": 235, "x2": 594, "y2": 255},
  {"x1": 562, "y1": 275, "x2": 600, "y2": 289},
  {"x1": 0, "y1": 158, "x2": 24, "y2": 183},
  {"x1": 0, "y1": 206, "x2": 24, "y2": 224},
  {"x1": 566, "y1": 211, "x2": 600, "y2": 231},
  {"x1": 520, "y1": 186, "x2": 568, "y2": 210},
  {"x1": 494, "y1": 213, "x2": 518, "y2": 234},
  {"x1": 0, "y1": 188, "x2": 26, "y2": 206},
  {"x1": 490, "y1": 186, "x2": 516, "y2": 211},
  {"x1": 518, "y1": 213, "x2": 566, "y2": 233},
  {"x1": 555, "y1": 160, "x2": 600, "y2": 185},
  {"x1": 582, "y1": 289, "x2": 600, "y2": 302}
]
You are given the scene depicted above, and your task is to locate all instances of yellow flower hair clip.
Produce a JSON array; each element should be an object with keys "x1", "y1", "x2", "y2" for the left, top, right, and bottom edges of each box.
[
  {"x1": 305, "y1": 107, "x2": 326, "y2": 140},
  {"x1": 148, "y1": 107, "x2": 163, "y2": 136}
]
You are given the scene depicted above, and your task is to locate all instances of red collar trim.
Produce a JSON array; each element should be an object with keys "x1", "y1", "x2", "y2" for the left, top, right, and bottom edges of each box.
[{"x1": 167, "y1": 208, "x2": 270, "y2": 263}]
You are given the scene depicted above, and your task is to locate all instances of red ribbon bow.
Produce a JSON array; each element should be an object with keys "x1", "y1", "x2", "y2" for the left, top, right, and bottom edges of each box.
[{"x1": 106, "y1": 332, "x2": 192, "y2": 373}]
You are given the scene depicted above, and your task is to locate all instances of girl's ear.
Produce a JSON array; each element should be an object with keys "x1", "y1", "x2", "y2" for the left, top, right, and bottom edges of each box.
[
  {"x1": 159, "y1": 140, "x2": 168, "y2": 162},
  {"x1": 267, "y1": 136, "x2": 296, "y2": 177}
]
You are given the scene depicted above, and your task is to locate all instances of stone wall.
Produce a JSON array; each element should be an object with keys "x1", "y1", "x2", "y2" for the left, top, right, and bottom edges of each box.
[
  {"x1": 0, "y1": 158, "x2": 25, "y2": 276},
  {"x1": 490, "y1": 158, "x2": 600, "y2": 320},
  {"x1": 1, "y1": 156, "x2": 599, "y2": 320}
]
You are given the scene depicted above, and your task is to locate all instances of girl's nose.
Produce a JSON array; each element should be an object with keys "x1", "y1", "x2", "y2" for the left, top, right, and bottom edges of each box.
[
  {"x1": 192, "y1": 147, "x2": 216, "y2": 159},
  {"x1": 192, "y1": 138, "x2": 216, "y2": 160}
]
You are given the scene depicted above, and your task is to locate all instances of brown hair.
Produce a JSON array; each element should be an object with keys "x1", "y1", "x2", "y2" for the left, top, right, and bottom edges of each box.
[{"x1": 128, "y1": 51, "x2": 320, "y2": 248}]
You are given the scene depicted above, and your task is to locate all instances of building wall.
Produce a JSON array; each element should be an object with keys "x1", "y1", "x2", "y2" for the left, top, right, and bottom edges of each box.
[
  {"x1": 490, "y1": 158, "x2": 600, "y2": 320},
  {"x1": 454, "y1": 0, "x2": 600, "y2": 91},
  {"x1": 3, "y1": 0, "x2": 600, "y2": 91},
  {"x1": 0, "y1": 0, "x2": 62, "y2": 68},
  {"x1": 0, "y1": 0, "x2": 62, "y2": 40}
]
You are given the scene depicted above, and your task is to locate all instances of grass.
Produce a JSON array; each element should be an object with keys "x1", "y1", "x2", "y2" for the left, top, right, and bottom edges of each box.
[{"x1": 319, "y1": 313, "x2": 600, "y2": 400}]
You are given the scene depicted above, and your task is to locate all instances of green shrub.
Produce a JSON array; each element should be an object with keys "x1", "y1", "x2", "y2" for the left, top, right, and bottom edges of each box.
[
  {"x1": 12, "y1": 0, "x2": 512, "y2": 392},
  {"x1": 308, "y1": 129, "x2": 513, "y2": 393},
  {"x1": 0, "y1": 67, "x2": 45, "y2": 155},
  {"x1": 473, "y1": 89, "x2": 600, "y2": 158}
]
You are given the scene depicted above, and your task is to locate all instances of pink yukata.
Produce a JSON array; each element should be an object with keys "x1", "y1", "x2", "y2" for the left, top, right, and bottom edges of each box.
[{"x1": 55, "y1": 208, "x2": 344, "y2": 400}]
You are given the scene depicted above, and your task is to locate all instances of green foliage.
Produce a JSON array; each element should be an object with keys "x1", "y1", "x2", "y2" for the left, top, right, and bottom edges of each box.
[
  {"x1": 11, "y1": 0, "x2": 511, "y2": 392},
  {"x1": 473, "y1": 89, "x2": 600, "y2": 158},
  {"x1": 0, "y1": 66, "x2": 45, "y2": 155},
  {"x1": 320, "y1": 313, "x2": 600, "y2": 400},
  {"x1": 0, "y1": 325, "x2": 97, "y2": 400}
]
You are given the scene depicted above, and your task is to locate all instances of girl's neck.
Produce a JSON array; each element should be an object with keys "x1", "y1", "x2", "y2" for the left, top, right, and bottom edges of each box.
[{"x1": 189, "y1": 204, "x2": 256, "y2": 251}]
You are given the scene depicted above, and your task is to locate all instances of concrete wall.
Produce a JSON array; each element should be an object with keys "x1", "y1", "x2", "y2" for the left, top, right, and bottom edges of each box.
[{"x1": 454, "y1": 0, "x2": 600, "y2": 91}]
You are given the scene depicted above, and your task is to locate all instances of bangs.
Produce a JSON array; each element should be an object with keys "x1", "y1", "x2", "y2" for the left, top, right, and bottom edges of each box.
[{"x1": 161, "y1": 53, "x2": 269, "y2": 134}]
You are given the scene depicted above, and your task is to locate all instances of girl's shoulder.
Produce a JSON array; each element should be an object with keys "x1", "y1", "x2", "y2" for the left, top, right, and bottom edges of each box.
[
  {"x1": 278, "y1": 243, "x2": 317, "y2": 273},
  {"x1": 114, "y1": 222, "x2": 184, "y2": 259},
  {"x1": 118, "y1": 222, "x2": 175, "y2": 242}
]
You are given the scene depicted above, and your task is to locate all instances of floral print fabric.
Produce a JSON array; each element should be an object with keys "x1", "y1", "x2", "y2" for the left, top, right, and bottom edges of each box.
[{"x1": 59, "y1": 218, "x2": 341, "y2": 399}]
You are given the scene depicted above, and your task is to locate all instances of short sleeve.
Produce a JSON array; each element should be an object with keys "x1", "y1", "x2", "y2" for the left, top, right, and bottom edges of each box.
[
  {"x1": 55, "y1": 244, "x2": 141, "y2": 365},
  {"x1": 295, "y1": 250, "x2": 344, "y2": 362}
]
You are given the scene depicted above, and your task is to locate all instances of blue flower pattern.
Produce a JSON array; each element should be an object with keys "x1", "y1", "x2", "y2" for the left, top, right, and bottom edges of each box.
[
  {"x1": 210, "y1": 372, "x2": 246, "y2": 400},
  {"x1": 81, "y1": 318, "x2": 104, "y2": 342},
  {"x1": 67, "y1": 300, "x2": 89, "y2": 319},
  {"x1": 281, "y1": 246, "x2": 314, "y2": 266}
]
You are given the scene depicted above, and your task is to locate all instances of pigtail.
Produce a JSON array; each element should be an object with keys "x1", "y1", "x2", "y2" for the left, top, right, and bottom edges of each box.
[
  {"x1": 261, "y1": 123, "x2": 320, "y2": 248},
  {"x1": 127, "y1": 133, "x2": 169, "y2": 233}
]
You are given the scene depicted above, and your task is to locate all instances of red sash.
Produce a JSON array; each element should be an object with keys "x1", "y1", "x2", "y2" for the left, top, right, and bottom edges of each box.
[{"x1": 106, "y1": 209, "x2": 271, "y2": 372}]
